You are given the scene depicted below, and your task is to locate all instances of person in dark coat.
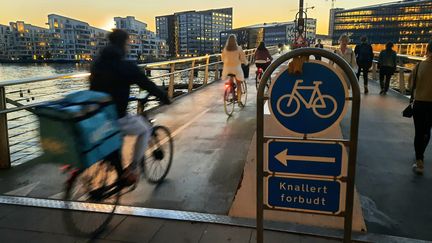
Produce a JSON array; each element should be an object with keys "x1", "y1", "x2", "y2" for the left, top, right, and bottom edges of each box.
[
  {"x1": 378, "y1": 42, "x2": 397, "y2": 95},
  {"x1": 354, "y1": 36, "x2": 374, "y2": 94},
  {"x1": 314, "y1": 39, "x2": 324, "y2": 60},
  {"x1": 90, "y1": 29, "x2": 170, "y2": 184}
]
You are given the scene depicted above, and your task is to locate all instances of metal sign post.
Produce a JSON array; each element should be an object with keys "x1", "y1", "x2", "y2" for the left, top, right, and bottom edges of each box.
[{"x1": 256, "y1": 48, "x2": 360, "y2": 243}]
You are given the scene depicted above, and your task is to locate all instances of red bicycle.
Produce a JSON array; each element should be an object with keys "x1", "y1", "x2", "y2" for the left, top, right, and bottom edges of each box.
[
  {"x1": 255, "y1": 64, "x2": 271, "y2": 90},
  {"x1": 224, "y1": 74, "x2": 247, "y2": 116}
]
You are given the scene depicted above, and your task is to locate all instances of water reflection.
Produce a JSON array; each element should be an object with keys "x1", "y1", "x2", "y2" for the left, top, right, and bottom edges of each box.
[{"x1": 0, "y1": 63, "x2": 90, "y2": 81}]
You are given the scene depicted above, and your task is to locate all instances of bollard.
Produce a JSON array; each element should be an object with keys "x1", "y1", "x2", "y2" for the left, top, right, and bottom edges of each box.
[
  {"x1": 188, "y1": 60, "x2": 196, "y2": 93},
  {"x1": 0, "y1": 87, "x2": 11, "y2": 169},
  {"x1": 399, "y1": 68, "x2": 406, "y2": 94},
  {"x1": 204, "y1": 56, "x2": 210, "y2": 85},
  {"x1": 168, "y1": 63, "x2": 175, "y2": 98}
]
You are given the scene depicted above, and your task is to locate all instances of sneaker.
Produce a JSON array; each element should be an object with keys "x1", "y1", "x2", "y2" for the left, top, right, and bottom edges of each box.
[
  {"x1": 379, "y1": 90, "x2": 384, "y2": 95},
  {"x1": 412, "y1": 159, "x2": 424, "y2": 175},
  {"x1": 364, "y1": 87, "x2": 369, "y2": 94}
]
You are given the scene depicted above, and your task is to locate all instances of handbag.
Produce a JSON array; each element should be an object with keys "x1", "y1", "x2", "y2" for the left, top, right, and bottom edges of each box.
[{"x1": 402, "y1": 64, "x2": 420, "y2": 118}]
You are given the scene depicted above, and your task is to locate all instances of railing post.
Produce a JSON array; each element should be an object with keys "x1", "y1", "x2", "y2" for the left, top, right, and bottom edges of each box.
[
  {"x1": 204, "y1": 56, "x2": 210, "y2": 85},
  {"x1": 399, "y1": 68, "x2": 406, "y2": 94},
  {"x1": 168, "y1": 63, "x2": 175, "y2": 98},
  {"x1": 0, "y1": 87, "x2": 11, "y2": 169},
  {"x1": 215, "y1": 61, "x2": 220, "y2": 81},
  {"x1": 372, "y1": 62, "x2": 378, "y2": 81},
  {"x1": 188, "y1": 60, "x2": 196, "y2": 93}
]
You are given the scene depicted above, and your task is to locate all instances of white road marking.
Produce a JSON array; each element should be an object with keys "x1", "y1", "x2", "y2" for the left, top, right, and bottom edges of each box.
[
  {"x1": 146, "y1": 108, "x2": 211, "y2": 154},
  {"x1": 5, "y1": 182, "x2": 40, "y2": 196}
]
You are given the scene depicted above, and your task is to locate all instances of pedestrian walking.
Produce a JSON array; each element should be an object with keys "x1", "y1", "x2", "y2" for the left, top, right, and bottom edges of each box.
[
  {"x1": 378, "y1": 42, "x2": 397, "y2": 95},
  {"x1": 411, "y1": 40, "x2": 432, "y2": 175},
  {"x1": 354, "y1": 36, "x2": 374, "y2": 94},
  {"x1": 314, "y1": 39, "x2": 324, "y2": 61},
  {"x1": 333, "y1": 35, "x2": 356, "y2": 88}
]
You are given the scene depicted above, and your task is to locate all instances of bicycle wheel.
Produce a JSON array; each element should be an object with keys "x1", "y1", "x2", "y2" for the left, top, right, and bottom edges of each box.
[
  {"x1": 63, "y1": 161, "x2": 121, "y2": 236},
  {"x1": 276, "y1": 94, "x2": 301, "y2": 117},
  {"x1": 143, "y1": 125, "x2": 174, "y2": 184},
  {"x1": 239, "y1": 80, "x2": 247, "y2": 108},
  {"x1": 224, "y1": 86, "x2": 235, "y2": 116},
  {"x1": 312, "y1": 95, "x2": 337, "y2": 119}
]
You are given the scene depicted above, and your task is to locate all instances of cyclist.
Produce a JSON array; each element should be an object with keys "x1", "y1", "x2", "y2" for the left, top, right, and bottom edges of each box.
[
  {"x1": 89, "y1": 29, "x2": 171, "y2": 185},
  {"x1": 254, "y1": 41, "x2": 273, "y2": 74},
  {"x1": 221, "y1": 34, "x2": 248, "y2": 104}
]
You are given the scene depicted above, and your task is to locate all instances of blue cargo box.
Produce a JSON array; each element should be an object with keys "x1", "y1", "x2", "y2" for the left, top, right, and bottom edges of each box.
[{"x1": 34, "y1": 90, "x2": 123, "y2": 168}]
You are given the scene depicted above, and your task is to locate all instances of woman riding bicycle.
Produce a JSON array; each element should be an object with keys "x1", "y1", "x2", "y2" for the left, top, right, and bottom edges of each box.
[
  {"x1": 254, "y1": 41, "x2": 273, "y2": 72},
  {"x1": 221, "y1": 34, "x2": 248, "y2": 103}
]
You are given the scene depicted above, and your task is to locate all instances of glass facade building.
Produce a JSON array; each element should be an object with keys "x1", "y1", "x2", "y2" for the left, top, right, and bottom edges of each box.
[
  {"x1": 332, "y1": 0, "x2": 432, "y2": 55},
  {"x1": 156, "y1": 8, "x2": 232, "y2": 57},
  {"x1": 220, "y1": 20, "x2": 317, "y2": 51}
]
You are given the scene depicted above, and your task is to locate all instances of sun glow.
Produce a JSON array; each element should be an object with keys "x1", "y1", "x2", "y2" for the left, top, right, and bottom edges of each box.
[{"x1": 102, "y1": 19, "x2": 116, "y2": 31}]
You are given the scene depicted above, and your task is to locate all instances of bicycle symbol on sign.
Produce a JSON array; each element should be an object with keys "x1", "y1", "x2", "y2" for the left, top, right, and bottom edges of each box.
[{"x1": 276, "y1": 80, "x2": 337, "y2": 119}]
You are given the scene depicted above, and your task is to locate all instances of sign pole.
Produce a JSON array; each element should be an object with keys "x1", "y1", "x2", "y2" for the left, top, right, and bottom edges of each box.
[
  {"x1": 256, "y1": 68, "x2": 265, "y2": 243},
  {"x1": 256, "y1": 48, "x2": 360, "y2": 243}
]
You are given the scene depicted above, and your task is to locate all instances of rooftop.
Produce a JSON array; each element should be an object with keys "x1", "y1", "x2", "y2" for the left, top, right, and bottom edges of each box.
[{"x1": 336, "y1": 0, "x2": 430, "y2": 12}]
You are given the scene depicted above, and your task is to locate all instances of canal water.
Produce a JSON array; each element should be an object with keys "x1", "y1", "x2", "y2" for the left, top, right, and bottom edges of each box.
[
  {"x1": 0, "y1": 63, "x2": 205, "y2": 166},
  {"x1": 0, "y1": 63, "x2": 90, "y2": 81}
]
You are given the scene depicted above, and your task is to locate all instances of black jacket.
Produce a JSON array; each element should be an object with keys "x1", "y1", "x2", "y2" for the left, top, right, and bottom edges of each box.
[
  {"x1": 354, "y1": 43, "x2": 374, "y2": 67},
  {"x1": 89, "y1": 45, "x2": 169, "y2": 118}
]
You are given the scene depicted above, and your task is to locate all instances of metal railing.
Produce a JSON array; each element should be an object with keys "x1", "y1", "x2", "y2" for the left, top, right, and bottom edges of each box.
[
  {"x1": 324, "y1": 45, "x2": 426, "y2": 94},
  {"x1": 0, "y1": 46, "x2": 278, "y2": 168}
]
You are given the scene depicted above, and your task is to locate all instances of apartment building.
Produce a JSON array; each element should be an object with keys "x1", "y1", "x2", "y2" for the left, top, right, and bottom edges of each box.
[
  {"x1": 1, "y1": 14, "x2": 167, "y2": 62},
  {"x1": 0, "y1": 24, "x2": 10, "y2": 60},
  {"x1": 8, "y1": 21, "x2": 50, "y2": 61},
  {"x1": 90, "y1": 26, "x2": 109, "y2": 58},
  {"x1": 115, "y1": 16, "x2": 168, "y2": 61},
  {"x1": 47, "y1": 14, "x2": 96, "y2": 61},
  {"x1": 156, "y1": 8, "x2": 232, "y2": 57}
]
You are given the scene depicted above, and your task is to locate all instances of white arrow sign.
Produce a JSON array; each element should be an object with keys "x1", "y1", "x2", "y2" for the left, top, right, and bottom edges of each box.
[{"x1": 275, "y1": 149, "x2": 336, "y2": 166}]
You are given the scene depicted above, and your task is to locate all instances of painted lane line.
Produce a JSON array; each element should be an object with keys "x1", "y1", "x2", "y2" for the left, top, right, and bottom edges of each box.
[{"x1": 145, "y1": 108, "x2": 211, "y2": 155}]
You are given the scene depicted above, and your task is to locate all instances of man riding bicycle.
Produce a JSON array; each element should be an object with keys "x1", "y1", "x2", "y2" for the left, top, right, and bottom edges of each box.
[{"x1": 89, "y1": 29, "x2": 171, "y2": 185}]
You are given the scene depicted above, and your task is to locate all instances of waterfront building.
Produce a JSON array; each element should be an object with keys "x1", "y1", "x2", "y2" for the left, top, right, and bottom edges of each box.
[
  {"x1": 115, "y1": 16, "x2": 168, "y2": 61},
  {"x1": 220, "y1": 19, "x2": 317, "y2": 51},
  {"x1": 3, "y1": 15, "x2": 109, "y2": 62},
  {"x1": 47, "y1": 14, "x2": 94, "y2": 61},
  {"x1": 8, "y1": 21, "x2": 50, "y2": 61},
  {"x1": 331, "y1": 0, "x2": 432, "y2": 56},
  {"x1": 156, "y1": 8, "x2": 232, "y2": 57},
  {"x1": 89, "y1": 26, "x2": 109, "y2": 58},
  {"x1": 0, "y1": 24, "x2": 10, "y2": 60}
]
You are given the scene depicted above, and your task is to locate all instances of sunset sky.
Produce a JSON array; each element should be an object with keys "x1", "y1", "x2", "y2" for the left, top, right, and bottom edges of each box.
[{"x1": 0, "y1": 0, "x2": 396, "y2": 34}]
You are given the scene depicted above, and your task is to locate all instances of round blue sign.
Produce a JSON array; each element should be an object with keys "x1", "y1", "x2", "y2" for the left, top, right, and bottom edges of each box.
[{"x1": 269, "y1": 61, "x2": 348, "y2": 135}]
